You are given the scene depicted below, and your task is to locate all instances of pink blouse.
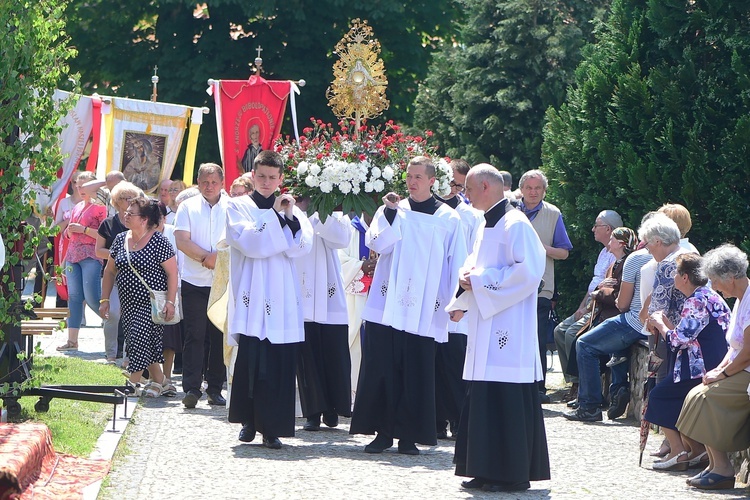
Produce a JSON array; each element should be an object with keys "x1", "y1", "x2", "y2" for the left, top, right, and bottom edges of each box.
[{"x1": 65, "y1": 201, "x2": 107, "y2": 264}]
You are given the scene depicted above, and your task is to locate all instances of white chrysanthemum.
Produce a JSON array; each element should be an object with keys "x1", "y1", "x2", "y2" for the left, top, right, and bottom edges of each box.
[
  {"x1": 370, "y1": 166, "x2": 381, "y2": 179},
  {"x1": 339, "y1": 181, "x2": 352, "y2": 194},
  {"x1": 364, "y1": 182, "x2": 374, "y2": 193},
  {"x1": 297, "y1": 161, "x2": 309, "y2": 175},
  {"x1": 382, "y1": 166, "x2": 394, "y2": 181},
  {"x1": 309, "y1": 164, "x2": 321, "y2": 176},
  {"x1": 373, "y1": 179, "x2": 385, "y2": 192},
  {"x1": 305, "y1": 175, "x2": 319, "y2": 187},
  {"x1": 351, "y1": 183, "x2": 361, "y2": 195},
  {"x1": 319, "y1": 181, "x2": 333, "y2": 193}
]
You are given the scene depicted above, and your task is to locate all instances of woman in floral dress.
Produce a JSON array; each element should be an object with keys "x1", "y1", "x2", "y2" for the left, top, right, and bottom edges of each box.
[{"x1": 646, "y1": 253, "x2": 730, "y2": 471}]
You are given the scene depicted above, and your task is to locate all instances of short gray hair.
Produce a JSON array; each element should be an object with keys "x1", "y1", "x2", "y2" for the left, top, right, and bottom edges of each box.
[
  {"x1": 519, "y1": 169, "x2": 548, "y2": 190},
  {"x1": 469, "y1": 163, "x2": 504, "y2": 187},
  {"x1": 637, "y1": 213, "x2": 680, "y2": 246},
  {"x1": 175, "y1": 186, "x2": 201, "y2": 205},
  {"x1": 702, "y1": 244, "x2": 748, "y2": 282}
]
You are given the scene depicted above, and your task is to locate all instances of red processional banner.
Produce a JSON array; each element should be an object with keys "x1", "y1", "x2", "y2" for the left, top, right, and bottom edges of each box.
[{"x1": 213, "y1": 76, "x2": 291, "y2": 186}]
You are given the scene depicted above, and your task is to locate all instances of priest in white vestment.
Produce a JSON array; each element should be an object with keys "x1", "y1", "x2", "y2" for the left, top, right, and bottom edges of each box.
[
  {"x1": 350, "y1": 156, "x2": 468, "y2": 456},
  {"x1": 447, "y1": 164, "x2": 550, "y2": 492},
  {"x1": 225, "y1": 151, "x2": 313, "y2": 450},
  {"x1": 294, "y1": 211, "x2": 353, "y2": 431},
  {"x1": 435, "y1": 159, "x2": 483, "y2": 439}
]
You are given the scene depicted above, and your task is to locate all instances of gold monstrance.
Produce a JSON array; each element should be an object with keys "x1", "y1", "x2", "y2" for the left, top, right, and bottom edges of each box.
[{"x1": 327, "y1": 19, "x2": 389, "y2": 134}]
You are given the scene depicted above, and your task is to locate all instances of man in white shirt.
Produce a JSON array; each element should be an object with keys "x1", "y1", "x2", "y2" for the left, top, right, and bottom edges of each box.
[
  {"x1": 175, "y1": 163, "x2": 229, "y2": 409},
  {"x1": 447, "y1": 164, "x2": 549, "y2": 493}
]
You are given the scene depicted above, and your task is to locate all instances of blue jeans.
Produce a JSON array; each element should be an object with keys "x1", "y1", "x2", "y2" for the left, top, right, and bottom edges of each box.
[
  {"x1": 576, "y1": 314, "x2": 643, "y2": 410},
  {"x1": 65, "y1": 258, "x2": 102, "y2": 329}
]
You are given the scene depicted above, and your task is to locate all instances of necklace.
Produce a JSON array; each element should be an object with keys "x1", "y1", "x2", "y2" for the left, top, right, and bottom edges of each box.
[{"x1": 131, "y1": 230, "x2": 152, "y2": 250}]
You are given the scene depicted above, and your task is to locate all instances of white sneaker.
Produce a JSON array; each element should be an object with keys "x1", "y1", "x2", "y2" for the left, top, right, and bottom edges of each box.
[{"x1": 606, "y1": 356, "x2": 627, "y2": 367}]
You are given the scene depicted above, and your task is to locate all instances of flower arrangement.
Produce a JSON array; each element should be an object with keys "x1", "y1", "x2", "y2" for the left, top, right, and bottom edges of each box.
[{"x1": 276, "y1": 118, "x2": 452, "y2": 221}]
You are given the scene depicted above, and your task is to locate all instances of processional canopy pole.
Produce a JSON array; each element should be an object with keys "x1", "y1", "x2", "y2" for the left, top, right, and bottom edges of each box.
[
  {"x1": 327, "y1": 19, "x2": 389, "y2": 138},
  {"x1": 151, "y1": 66, "x2": 159, "y2": 102}
]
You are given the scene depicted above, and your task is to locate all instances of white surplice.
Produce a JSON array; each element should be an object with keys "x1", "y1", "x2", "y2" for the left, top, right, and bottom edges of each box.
[
  {"x1": 447, "y1": 201, "x2": 483, "y2": 335},
  {"x1": 446, "y1": 206, "x2": 546, "y2": 383},
  {"x1": 294, "y1": 212, "x2": 352, "y2": 324},
  {"x1": 362, "y1": 200, "x2": 467, "y2": 343},
  {"x1": 224, "y1": 196, "x2": 313, "y2": 345}
]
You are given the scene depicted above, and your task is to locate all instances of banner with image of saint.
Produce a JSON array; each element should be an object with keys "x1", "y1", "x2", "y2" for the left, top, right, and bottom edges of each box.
[
  {"x1": 107, "y1": 98, "x2": 189, "y2": 195},
  {"x1": 212, "y1": 76, "x2": 291, "y2": 186}
]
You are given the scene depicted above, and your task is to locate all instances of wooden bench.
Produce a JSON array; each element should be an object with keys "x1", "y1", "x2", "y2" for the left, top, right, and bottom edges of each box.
[{"x1": 20, "y1": 308, "x2": 67, "y2": 335}]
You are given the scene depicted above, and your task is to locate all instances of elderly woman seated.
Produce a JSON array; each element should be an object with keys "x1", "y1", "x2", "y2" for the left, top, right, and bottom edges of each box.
[
  {"x1": 646, "y1": 254, "x2": 730, "y2": 472},
  {"x1": 676, "y1": 244, "x2": 750, "y2": 490}
]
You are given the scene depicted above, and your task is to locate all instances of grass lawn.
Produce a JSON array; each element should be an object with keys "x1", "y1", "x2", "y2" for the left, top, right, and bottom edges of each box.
[{"x1": 14, "y1": 356, "x2": 125, "y2": 456}]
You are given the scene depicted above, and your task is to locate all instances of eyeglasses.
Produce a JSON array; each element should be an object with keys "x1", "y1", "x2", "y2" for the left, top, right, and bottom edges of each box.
[
  {"x1": 450, "y1": 181, "x2": 465, "y2": 191},
  {"x1": 168, "y1": 188, "x2": 182, "y2": 193},
  {"x1": 123, "y1": 210, "x2": 144, "y2": 218},
  {"x1": 592, "y1": 224, "x2": 610, "y2": 229}
]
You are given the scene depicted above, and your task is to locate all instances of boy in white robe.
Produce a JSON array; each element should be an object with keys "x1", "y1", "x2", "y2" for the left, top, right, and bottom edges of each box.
[
  {"x1": 225, "y1": 150, "x2": 313, "y2": 450},
  {"x1": 350, "y1": 156, "x2": 467, "y2": 455},
  {"x1": 447, "y1": 164, "x2": 550, "y2": 492},
  {"x1": 295, "y1": 211, "x2": 353, "y2": 430}
]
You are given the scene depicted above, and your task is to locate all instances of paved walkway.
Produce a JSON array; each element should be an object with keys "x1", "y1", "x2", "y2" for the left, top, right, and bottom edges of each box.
[{"x1": 27, "y1": 286, "x2": 748, "y2": 499}]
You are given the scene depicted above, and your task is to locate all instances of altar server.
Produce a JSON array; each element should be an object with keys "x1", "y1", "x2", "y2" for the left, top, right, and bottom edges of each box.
[
  {"x1": 295, "y1": 210, "x2": 353, "y2": 431},
  {"x1": 447, "y1": 164, "x2": 550, "y2": 492},
  {"x1": 350, "y1": 156, "x2": 467, "y2": 455},
  {"x1": 225, "y1": 150, "x2": 313, "y2": 450}
]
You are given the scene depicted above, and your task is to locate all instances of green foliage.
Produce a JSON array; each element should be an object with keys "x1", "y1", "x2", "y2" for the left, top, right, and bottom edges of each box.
[
  {"x1": 414, "y1": 0, "x2": 610, "y2": 184},
  {"x1": 1, "y1": 1, "x2": 76, "y2": 337},
  {"x1": 63, "y1": 0, "x2": 461, "y2": 178},
  {"x1": 543, "y1": 0, "x2": 750, "y2": 315},
  {"x1": 17, "y1": 356, "x2": 124, "y2": 456}
]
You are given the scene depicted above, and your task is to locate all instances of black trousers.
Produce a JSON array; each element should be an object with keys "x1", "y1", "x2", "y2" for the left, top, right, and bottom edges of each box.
[
  {"x1": 296, "y1": 322, "x2": 352, "y2": 418},
  {"x1": 350, "y1": 322, "x2": 437, "y2": 446},
  {"x1": 228, "y1": 335, "x2": 299, "y2": 438},
  {"x1": 435, "y1": 332, "x2": 467, "y2": 427},
  {"x1": 181, "y1": 280, "x2": 225, "y2": 394},
  {"x1": 536, "y1": 297, "x2": 551, "y2": 392}
]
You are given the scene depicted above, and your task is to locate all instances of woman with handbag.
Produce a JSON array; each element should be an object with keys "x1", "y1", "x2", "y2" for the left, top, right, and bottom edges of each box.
[
  {"x1": 99, "y1": 198, "x2": 178, "y2": 397},
  {"x1": 646, "y1": 253, "x2": 730, "y2": 472}
]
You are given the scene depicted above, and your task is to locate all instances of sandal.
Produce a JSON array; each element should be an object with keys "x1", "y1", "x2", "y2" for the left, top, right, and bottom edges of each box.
[
  {"x1": 690, "y1": 472, "x2": 735, "y2": 490},
  {"x1": 121, "y1": 369, "x2": 149, "y2": 385},
  {"x1": 649, "y1": 440, "x2": 670, "y2": 458},
  {"x1": 162, "y1": 378, "x2": 177, "y2": 397},
  {"x1": 125, "y1": 380, "x2": 143, "y2": 397},
  {"x1": 143, "y1": 381, "x2": 164, "y2": 398},
  {"x1": 56, "y1": 341, "x2": 78, "y2": 351}
]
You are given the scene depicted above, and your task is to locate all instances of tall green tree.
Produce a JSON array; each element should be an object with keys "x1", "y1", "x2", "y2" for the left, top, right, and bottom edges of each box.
[
  {"x1": 64, "y1": 1, "x2": 461, "y2": 174},
  {"x1": 1, "y1": 0, "x2": 76, "y2": 335},
  {"x1": 414, "y1": 0, "x2": 609, "y2": 181},
  {"x1": 543, "y1": 0, "x2": 750, "y2": 314}
]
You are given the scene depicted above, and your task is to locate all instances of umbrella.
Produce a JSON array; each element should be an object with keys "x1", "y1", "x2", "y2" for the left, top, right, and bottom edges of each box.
[{"x1": 639, "y1": 335, "x2": 664, "y2": 467}]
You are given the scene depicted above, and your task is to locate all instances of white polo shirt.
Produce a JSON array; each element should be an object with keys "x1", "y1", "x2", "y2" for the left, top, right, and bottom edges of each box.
[{"x1": 174, "y1": 193, "x2": 228, "y2": 287}]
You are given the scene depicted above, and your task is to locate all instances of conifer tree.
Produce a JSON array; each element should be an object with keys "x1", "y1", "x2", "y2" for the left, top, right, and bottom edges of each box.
[
  {"x1": 415, "y1": 0, "x2": 608, "y2": 181},
  {"x1": 543, "y1": 0, "x2": 750, "y2": 312}
]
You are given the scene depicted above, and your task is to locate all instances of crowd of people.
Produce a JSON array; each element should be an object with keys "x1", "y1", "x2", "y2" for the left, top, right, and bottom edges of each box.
[{"x1": 38, "y1": 157, "x2": 750, "y2": 492}]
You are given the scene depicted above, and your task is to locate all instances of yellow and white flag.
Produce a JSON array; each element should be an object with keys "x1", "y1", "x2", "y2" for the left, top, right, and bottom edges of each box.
[{"x1": 100, "y1": 97, "x2": 190, "y2": 195}]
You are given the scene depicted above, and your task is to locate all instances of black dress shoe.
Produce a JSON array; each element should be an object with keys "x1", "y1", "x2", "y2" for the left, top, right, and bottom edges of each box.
[
  {"x1": 539, "y1": 392, "x2": 551, "y2": 404},
  {"x1": 322, "y1": 411, "x2": 339, "y2": 428},
  {"x1": 482, "y1": 481, "x2": 530, "y2": 492},
  {"x1": 182, "y1": 390, "x2": 201, "y2": 409},
  {"x1": 303, "y1": 415, "x2": 321, "y2": 431},
  {"x1": 397, "y1": 440, "x2": 419, "y2": 455},
  {"x1": 461, "y1": 478, "x2": 485, "y2": 490},
  {"x1": 238, "y1": 423, "x2": 256, "y2": 442},
  {"x1": 364, "y1": 433, "x2": 393, "y2": 453},
  {"x1": 206, "y1": 392, "x2": 226, "y2": 406},
  {"x1": 262, "y1": 435, "x2": 282, "y2": 449}
]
